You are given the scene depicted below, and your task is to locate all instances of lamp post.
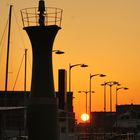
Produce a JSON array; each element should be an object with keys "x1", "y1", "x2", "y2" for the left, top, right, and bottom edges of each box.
[
  {"x1": 115, "y1": 86, "x2": 128, "y2": 128},
  {"x1": 67, "y1": 63, "x2": 87, "y2": 139},
  {"x1": 89, "y1": 73, "x2": 106, "y2": 125},
  {"x1": 69, "y1": 63, "x2": 88, "y2": 92},
  {"x1": 116, "y1": 86, "x2": 128, "y2": 107},
  {"x1": 106, "y1": 81, "x2": 119, "y2": 112},
  {"x1": 101, "y1": 81, "x2": 108, "y2": 112},
  {"x1": 78, "y1": 90, "x2": 94, "y2": 117},
  {"x1": 101, "y1": 81, "x2": 118, "y2": 112}
]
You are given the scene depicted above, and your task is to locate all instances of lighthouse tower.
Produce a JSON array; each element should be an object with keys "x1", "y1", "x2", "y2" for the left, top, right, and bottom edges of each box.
[{"x1": 21, "y1": 1, "x2": 62, "y2": 140}]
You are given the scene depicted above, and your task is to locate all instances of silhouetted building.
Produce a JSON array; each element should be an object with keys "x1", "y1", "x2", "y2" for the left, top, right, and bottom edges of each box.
[
  {"x1": 91, "y1": 112, "x2": 116, "y2": 133},
  {"x1": 0, "y1": 91, "x2": 30, "y2": 107},
  {"x1": 88, "y1": 105, "x2": 140, "y2": 134},
  {"x1": 0, "y1": 91, "x2": 30, "y2": 139},
  {"x1": 116, "y1": 104, "x2": 140, "y2": 133}
]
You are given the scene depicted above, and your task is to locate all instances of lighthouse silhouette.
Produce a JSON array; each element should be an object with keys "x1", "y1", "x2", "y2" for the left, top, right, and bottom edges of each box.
[{"x1": 21, "y1": 1, "x2": 63, "y2": 140}]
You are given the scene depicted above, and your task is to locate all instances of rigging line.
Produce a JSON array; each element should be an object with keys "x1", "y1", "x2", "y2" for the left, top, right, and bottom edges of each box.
[
  {"x1": 13, "y1": 7, "x2": 26, "y2": 50},
  {"x1": 0, "y1": 20, "x2": 8, "y2": 70},
  {"x1": 0, "y1": 19, "x2": 8, "y2": 51},
  {"x1": 12, "y1": 54, "x2": 24, "y2": 91},
  {"x1": 9, "y1": 45, "x2": 14, "y2": 90},
  {"x1": 0, "y1": 14, "x2": 9, "y2": 91},
  {"x1": 27, "y1": 55, "x2": 32, "y2": 71}
]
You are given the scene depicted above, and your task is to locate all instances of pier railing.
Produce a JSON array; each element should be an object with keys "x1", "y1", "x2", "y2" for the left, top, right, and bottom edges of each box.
[{"x1": 20, "y1": 7, "x2": 63, "y2": 27}]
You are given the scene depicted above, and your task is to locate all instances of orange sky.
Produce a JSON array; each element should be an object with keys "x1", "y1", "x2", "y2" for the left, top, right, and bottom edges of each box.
[{"x1": 0, "y1": 0, "x2": 140, "y2": 122}]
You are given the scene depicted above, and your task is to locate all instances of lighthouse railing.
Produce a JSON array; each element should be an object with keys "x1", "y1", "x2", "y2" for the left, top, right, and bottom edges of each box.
[{"x1": 20, "y1": 7, "x2": 63, "y2": 28}]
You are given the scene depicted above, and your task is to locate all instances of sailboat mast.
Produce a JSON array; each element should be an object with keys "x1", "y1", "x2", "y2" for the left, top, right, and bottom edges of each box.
[
  {"x1": 5, "y1": 5, "x2": 13, "y2": 91},
  {"x1": 24, "y1": 49, "x2": 27, "y2": 92}
]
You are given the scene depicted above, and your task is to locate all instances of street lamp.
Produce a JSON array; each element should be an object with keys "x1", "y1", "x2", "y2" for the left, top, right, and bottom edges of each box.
[
  {"x1": 115, "y1": 86, "x2": 128, "y2": 128},
  {"x1": 52, "y1": 49, "x2": 65, "y2": 54},
  {"x1": 89, "y1": 73, "x2": 106, "y2": 124},
  {"x1": 69, "y1": 63, "x2": 88, "y2": 92},
  {"x1": 106, "y1": 81, "x2": 120, "y2": 112},
  {"x1": 101, "y1": 81, "x2": 118, "y2": 112},
  {"x1": 78, "y1": 90, "x2": 94, "y2": 116},
  {"x1": 101, "y1": 81, "x2": 108, "y2": 112},
  {"x1": 116, "y1": 86, "x2": 128, "y2": 107}
]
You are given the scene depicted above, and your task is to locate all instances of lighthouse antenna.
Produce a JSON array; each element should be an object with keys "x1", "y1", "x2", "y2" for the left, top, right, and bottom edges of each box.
[{"x1": 38, "y1": 0, "x2": 45, "y2": 26}]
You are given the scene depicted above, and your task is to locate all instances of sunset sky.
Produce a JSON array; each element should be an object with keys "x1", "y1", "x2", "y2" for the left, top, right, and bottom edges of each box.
[{"x1": 0, "y1": 0, "x2": 140, "y2": 122}]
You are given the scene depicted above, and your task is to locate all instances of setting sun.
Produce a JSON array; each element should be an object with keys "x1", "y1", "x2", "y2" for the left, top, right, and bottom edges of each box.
[{"x1": 81, "y1": 113, "x2": 89, "y2": 122}]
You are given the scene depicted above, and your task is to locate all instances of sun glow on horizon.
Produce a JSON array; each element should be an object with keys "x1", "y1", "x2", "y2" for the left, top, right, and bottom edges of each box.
[{"x1": 81, "y1": 113, "x2": 89, "y2": 122}]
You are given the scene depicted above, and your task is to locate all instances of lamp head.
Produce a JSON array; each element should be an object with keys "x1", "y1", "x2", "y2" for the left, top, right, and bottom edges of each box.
[
  {"x1": 124, "y1": 87, "x2": 129, "y2": 90},
  {"x1": 54, "y1": 50, "x2": 65, "y2": 54},
  {"x1": 81, "y1": 64, "x2": 88, "y2": 67},
  {"x1": 99, "y1": 74, "x2": 106, "y2": 77},
  {"x1": 101, "y1": 83, "x2": 105, "y2": 86},
  {"x1": 113, "y1": 81, "x2": 120, "y2": 85}
]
